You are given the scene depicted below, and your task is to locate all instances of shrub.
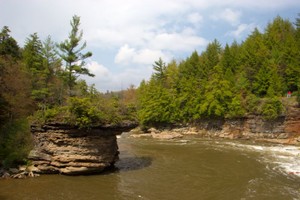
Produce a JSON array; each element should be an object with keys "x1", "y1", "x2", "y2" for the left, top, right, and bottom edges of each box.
[
  {"x1": 0, "y1": 119, "x2": 32, "y2": 168},
  {"x1": 68, "y1": 97, "x2": 103, "y2": 129}
]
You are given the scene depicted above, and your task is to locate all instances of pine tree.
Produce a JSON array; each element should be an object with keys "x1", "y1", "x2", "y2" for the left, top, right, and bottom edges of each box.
[
  {"x1": 57, "y1": 15, "x2": 93, "y2": 94},
  {"x1": 0, "y1": 26, "x2": 20, "y2": 58},
  {"x1": 23, "y1": 33, "x2": 49, "y2": 101},
  {"x1": 265, "y1": 16, "x2": 299, "y2": 93},
  {"x1": 152, "y1": 57, "x2": 167, "y2": 82},
  {"x1": 199, "y1": 65, "x2": 232, "y2": 118},
  {"x1": 240, "y1": 28, "x2": 269, "y2": 87}
]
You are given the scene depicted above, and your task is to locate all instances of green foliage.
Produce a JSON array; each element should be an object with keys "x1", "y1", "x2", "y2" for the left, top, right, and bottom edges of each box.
[
  {"x1": 67, "y1": 97, "x2": 103, "y2": 129},
  {"x1": 0, "y1": 26, "x2": 20, "y2": 58},
  {"x1": 57, "y1": 15, "x2": 93, "y2": 93},
  {"x1": 245, "y1": 93, "x2": 260, "y2": 114},
  {"x1": 29, "y1": 105, "x2": 68, "y2": 125},
  {"x1": 137, "y1": 15, "x2": 300, "y2": 125},
  {"x1": 199, "y1": 65, "x2": 232, "y2": 118},
  {"x1": 227, "y1": 95, "x2": 246, "y2": 118},
  {"x1": 152, "y1": 57, "x2": 167, "y2": 82},
  {"x1": 0, "y1": 119, "x2": 32, "y2": 168},
  {"x1": 260, "y1": 97, "x2": 284, "y2": 120}
]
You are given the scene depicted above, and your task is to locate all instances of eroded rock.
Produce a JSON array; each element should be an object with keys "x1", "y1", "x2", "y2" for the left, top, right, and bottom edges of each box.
[{"x1": 28, "y1": 124, "x2": 126, "y2": 175}]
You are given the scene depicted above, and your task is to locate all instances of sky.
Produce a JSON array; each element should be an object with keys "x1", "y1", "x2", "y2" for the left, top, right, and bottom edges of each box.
[{"x1": 1, "y1": 0, "x2": 300, "y2": 92}]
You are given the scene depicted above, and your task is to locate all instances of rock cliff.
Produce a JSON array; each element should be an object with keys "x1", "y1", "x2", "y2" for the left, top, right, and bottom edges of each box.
[
  {"x1": 28, "y1": 123, "x2": 135, "y2": 175},
  {"x1": 133, "y1": 100, "x2": 300, "y2": 144}
]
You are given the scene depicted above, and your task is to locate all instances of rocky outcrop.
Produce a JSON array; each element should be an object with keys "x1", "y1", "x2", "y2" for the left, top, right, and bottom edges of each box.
[{"x1": 28, "y1": 123, "x2": 136, "y2": 175}]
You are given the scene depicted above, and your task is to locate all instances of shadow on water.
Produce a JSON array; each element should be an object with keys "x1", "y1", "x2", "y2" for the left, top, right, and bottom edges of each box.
[
  {"x1": 114, "y1": 156, "x2": 152, "y2": 172},
  {"x1": 0, "y1": 195, "x2": 8, "y2": 200}
]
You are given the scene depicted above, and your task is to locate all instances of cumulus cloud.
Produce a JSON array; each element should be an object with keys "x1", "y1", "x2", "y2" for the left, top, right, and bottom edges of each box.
[
  {"x1": 132, "y1": 49, "x2": 170, "y2": 65},
  {"x1": 187, "y1": 13, "x2": 204, "y2": 25},
  {"x1": 114, "y1": 44, "x2": 136, "y2": 65},
  {"x1": 115, "y1": 45, "x2": 171, "y2": 65},
  {"x1": 211, "y1": 8, "x2": 241, "y2": 26},
  {"x1": 228, "y1": 23, "x2": 257, "y2": 38},
  {"x1": 85, "y1": 61, "x2": 110, "y2": 80},
  {"x1": 150, "y1": 30, "x2": 208, "y2": 51},
  {"x1": 84, "y1": 60, "x2": 152, "y2": 92}
]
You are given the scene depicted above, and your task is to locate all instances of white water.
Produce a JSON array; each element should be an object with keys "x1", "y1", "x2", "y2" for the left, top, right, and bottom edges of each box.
[{"x1": 223, "y1": 141, "x2": 300, "y2": 177}]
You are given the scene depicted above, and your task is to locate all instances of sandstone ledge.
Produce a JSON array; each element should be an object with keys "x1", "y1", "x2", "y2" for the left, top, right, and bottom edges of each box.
[
  {"x1": 29, "y1": 123, "x2": 135, "y2": 175},
  {"x1": 130, "y1": 104, "x2": 300, "y2": 144}
]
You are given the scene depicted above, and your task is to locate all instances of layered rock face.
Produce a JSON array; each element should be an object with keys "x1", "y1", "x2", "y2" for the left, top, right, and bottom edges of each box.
[
  {"x1": 133, "y1": 102, "x2": 300, "y2": 144},
  {"x1": 29, "y1": 124, "x2": 123, "y2": 175}
]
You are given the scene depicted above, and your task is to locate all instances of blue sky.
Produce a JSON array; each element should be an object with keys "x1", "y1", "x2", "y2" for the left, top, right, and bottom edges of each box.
[{"x1": 1, "y1": 0, "x2": 299, "y2": 92}]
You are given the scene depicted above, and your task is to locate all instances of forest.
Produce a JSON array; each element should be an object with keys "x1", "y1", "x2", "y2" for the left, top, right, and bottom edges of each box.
[
  {"x1": 138, "y1": 15, "x2": 300, "y2": 126},
  {"x1": 0, "y1": 15, "x2": 300, "y2": 167}
]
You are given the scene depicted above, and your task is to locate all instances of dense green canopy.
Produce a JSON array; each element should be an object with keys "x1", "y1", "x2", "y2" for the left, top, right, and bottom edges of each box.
[{"x1": 137, "y1": 16, "x2": 300, "y2": 126}]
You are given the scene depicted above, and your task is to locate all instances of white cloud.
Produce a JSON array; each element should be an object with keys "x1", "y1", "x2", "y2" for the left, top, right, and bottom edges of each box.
[
  {"x1": 132, "y1": 49, "x2": 170, "y2": 65},
  {"x1": 228, "y1": 23, "x2": 257, "y2": 38},
  {"x1": 114, "y1": 44, "x2": 136, "y2": 65},
  {"x1": 84, "y1": 60, "x2": 152, "y2": 92},
  {"x1": 211, "y1": 8, "x2": 241, "y2": 26},
  {"x1": 187, "y1": 13, "x2": 203, "y2": 25},
  {"x1": 150, "y1": 30, "x2": 208, "y2": 51},
  {"x1": 115, "y1": 45, "x2": 171, "y2": 65},
  {"x1": 86, "y1": 61, "x2": 110, "y2": 79}
]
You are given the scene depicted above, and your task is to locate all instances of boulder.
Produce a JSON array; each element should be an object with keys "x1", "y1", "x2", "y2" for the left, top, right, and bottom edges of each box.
[{"x1": 152, "y1": 131, "x2": 183, "y2": 139}]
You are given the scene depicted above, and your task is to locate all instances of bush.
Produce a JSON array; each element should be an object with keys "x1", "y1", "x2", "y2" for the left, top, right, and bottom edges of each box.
[
  {"x1": 29, "y1": 105, "x2": 68, "y2": 125},
  {"x1": 0, "y1": 119, "x2": 32, "y2": 168},
  {"x1": 68, "y1": 97, "x2": 103, "y2": 129}
]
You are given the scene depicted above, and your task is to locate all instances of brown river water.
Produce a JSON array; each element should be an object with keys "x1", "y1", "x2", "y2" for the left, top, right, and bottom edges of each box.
[{"x1": 0, "y1": 134, "x2": 300, "y2": 200}]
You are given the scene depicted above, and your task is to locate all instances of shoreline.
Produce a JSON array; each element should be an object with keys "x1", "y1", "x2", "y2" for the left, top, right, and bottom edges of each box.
[{"x1": 128, "y1": 126, "x2": 300, "y2": 146}]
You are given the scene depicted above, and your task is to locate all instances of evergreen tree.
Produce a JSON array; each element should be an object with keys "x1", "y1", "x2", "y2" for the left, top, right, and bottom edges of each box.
[
  {"x1": 240, "y1": 28, "x2": 269, "y2": 91},
  {"x1": 0, "y1": 26, "x2": 20, "y2": 58},
  {"x1": 199, "y1": 65, "x2": 232, "y2": 118},
  {"x1": 23, "y1": 33, "x2": 48, "y2": 101},
  {"x1": 201, "y1": 39, "x2": 222, "y2": 78},
  {"x1": 41, "y1": 36, "x2": 64, "y2": 106},
  {"x1": 220, "y1": 44, "x2": 235, "y2": 85},
  {"x1": 176, "y1": 51, "x2": 203, "y2": 121},
  {"x1": 57, "y1": 15, "x2": 94, "y2": 94},
  {"x1": 265, "y1": 16, "x2": 298, "y2": 93},
  {"x1": 152, "y1": 57, "x2": 167, "y2": 82}
]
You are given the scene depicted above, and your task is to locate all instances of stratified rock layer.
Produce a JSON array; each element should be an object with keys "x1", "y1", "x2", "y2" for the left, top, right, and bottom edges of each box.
[
  {"x1": 29, "y1": 124, "x2": 120, "y2": 175},
  {"x1": 132, "y1": 100, "x2": 300, "y2": 144}
]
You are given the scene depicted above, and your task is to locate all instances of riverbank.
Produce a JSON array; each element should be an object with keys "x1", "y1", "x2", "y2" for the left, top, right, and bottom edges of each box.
[
  {"x1": 130, "y1": 126, "x2": 300, "y2": 145},
  {"x1": 130, "y1": 99, "x2": 300, "y2": 145},
  {"x1": 0, "y1": 165, "x2": 40, "y2": 179}
]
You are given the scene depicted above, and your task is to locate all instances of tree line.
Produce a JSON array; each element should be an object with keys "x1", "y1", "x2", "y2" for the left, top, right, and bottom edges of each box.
[{"x1": 137, "y1": 15, "x2": 300, "y2": 127}]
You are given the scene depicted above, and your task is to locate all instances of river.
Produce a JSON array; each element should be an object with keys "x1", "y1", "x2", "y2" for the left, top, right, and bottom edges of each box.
[{"x1": 0, "y1": 134, "x2": 300, "y2": 200}]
